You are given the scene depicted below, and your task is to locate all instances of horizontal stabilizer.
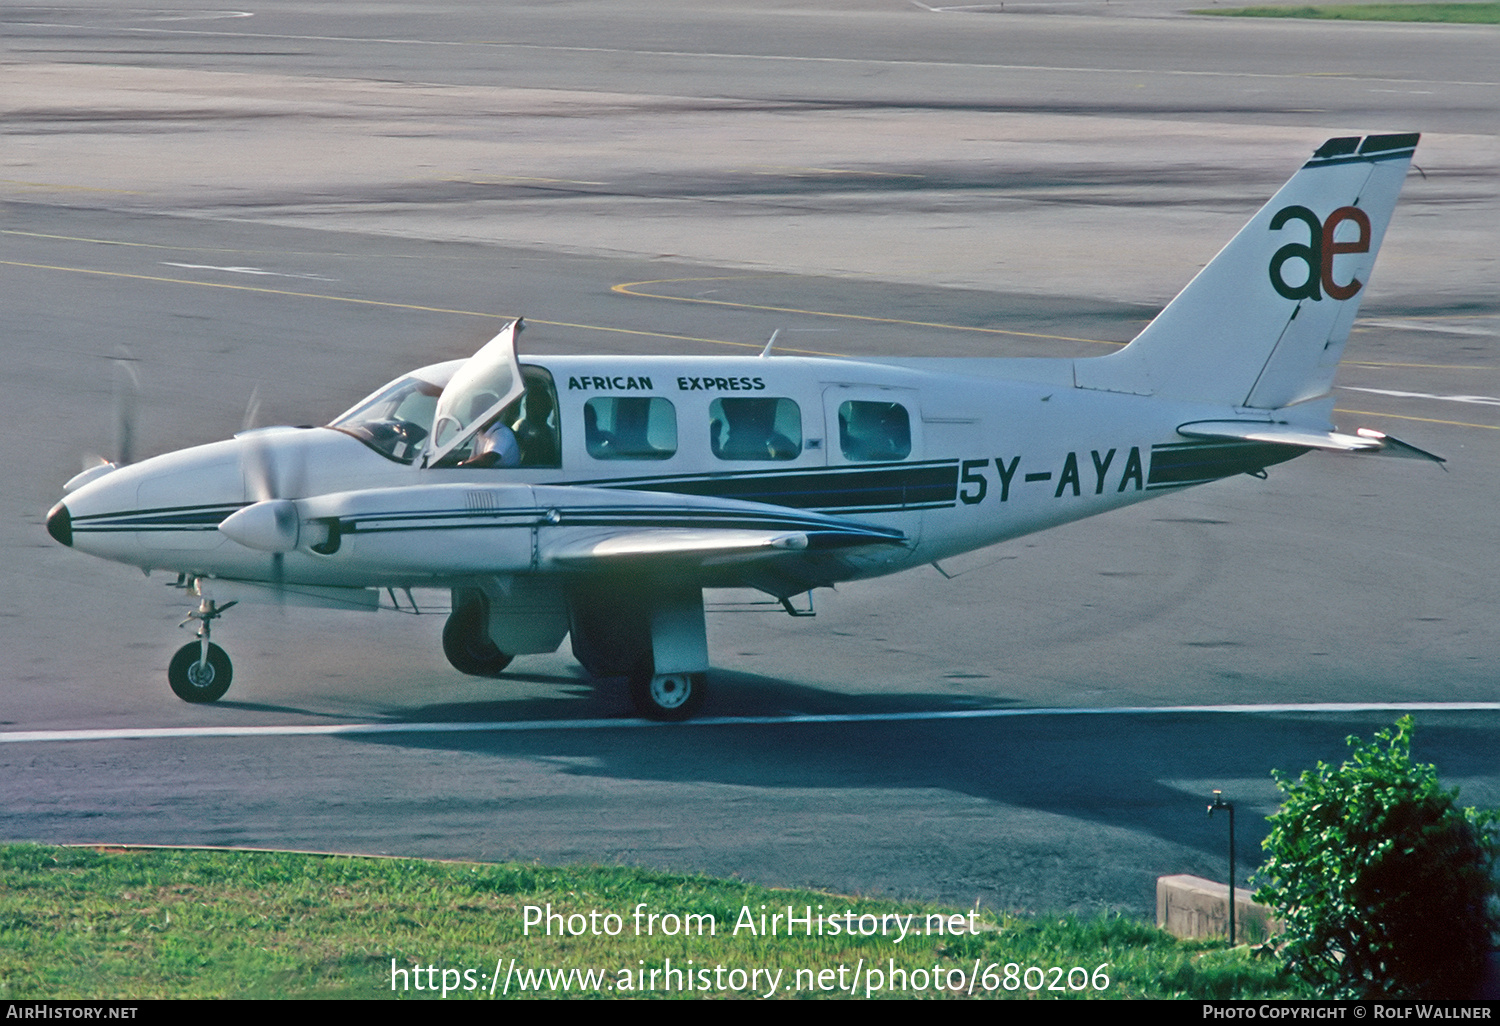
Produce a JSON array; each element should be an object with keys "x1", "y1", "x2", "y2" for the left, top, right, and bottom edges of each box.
[
  {"x1": 1349, "y1": 427, "x2": 1446, "y2": 464},
  {"x1": 1178, "y1": 420, "x2": 1379, "y2": 453},
  {"x1": 1178, "y1": 420, "x2": 1444, "y2": 463}
]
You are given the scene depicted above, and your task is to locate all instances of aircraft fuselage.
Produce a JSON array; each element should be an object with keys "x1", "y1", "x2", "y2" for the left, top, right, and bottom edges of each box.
[{"x1": 53, "y1": 353, "x2": 1299, "y2": 593}]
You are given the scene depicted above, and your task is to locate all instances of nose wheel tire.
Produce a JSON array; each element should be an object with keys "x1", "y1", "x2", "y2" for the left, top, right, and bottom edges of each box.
[
  {"x1": 629, "y1": 659, "x2": 706, "y2": 721},
  {"x1": 168, "y1": 642, "x2": 233, "y2": 703}
]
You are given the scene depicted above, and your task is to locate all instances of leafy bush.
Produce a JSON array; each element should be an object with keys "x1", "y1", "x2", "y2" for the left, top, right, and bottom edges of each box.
[{"x1": 1255, "y1": 716, "x2": 1499, "y2": 998}]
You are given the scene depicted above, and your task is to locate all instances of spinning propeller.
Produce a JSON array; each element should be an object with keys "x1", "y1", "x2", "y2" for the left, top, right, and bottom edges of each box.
[
  {"x1": 64, "y1": 349, "x2": 141, "y2": 494},
  {"x1": 112, "y1": 349, "x2": 139, "y2": 468},
  {"x1": 217, "y1": 393, "x2": 311, "y2": 599}
]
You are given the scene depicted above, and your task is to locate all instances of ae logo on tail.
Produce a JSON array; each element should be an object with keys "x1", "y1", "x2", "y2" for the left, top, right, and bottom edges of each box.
[{"x1": 1268, "y1": 204, "x2": 1371, "y2": 302}]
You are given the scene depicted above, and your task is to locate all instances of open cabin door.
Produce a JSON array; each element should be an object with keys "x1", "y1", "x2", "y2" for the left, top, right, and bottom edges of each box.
[{"x1": 421, "y1": 321, "x2": 526, "y2": 468}]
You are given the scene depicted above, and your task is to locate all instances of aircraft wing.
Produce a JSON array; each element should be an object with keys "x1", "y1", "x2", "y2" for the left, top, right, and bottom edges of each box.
[
  {"x1": 542, "y1": 522, "x2": 902, "y2": 568},
  {"x1": 523, "y1": 483, "x2": 907, "y2": 581}
]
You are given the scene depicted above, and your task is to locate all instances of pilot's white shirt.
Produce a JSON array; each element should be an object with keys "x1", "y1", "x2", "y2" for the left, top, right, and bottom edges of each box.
[{"x1": 474, "y1": 423, "x2": 520, "y2": 467}]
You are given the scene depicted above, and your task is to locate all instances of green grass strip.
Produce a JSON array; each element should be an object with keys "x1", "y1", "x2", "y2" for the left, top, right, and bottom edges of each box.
[
  {"x1": 1195, "y1": 2, "x2": 1500, "y2": 22},
  {"x1": 0, "y1": 844, "x2": 1304, "y2": 999}
]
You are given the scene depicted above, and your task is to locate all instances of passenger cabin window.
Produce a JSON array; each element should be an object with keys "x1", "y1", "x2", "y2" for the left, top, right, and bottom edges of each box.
[
  {"x1": 838, "y1": 400, "x2": 911, "y2": 462},
  {"x1": 709, "y1": 397, "x2": 801, "y2": 461},
  {"x1": 585, "y1": 397, "x2": 677, "y2": 460}
]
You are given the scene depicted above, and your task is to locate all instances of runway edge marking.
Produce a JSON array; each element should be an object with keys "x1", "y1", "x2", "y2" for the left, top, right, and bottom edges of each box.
[{"x1": 7, "y1": 702, "x2": 1500, "y2": 745}]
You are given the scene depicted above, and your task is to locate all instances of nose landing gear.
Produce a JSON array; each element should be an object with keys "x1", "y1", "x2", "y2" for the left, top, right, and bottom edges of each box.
[{"x1": 168, "y1": 595, "x2": 237, "y2": 703}]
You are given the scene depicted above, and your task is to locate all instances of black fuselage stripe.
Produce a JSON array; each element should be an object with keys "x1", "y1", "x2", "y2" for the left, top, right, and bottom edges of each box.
[
  {"x1": 72, "y1": 504, "x2": 244, "y2": 526},
  {"x1": 72, "y1": 465, "x2": 958, "y2": 533},
  {"x1": 1148, "y1": 441, "x2": 1302, "y2": 485},
  {"x1": 611, "y1": 466, "x2": 959, "y2": 510},
  {"x1": 568, "y1": 459, "x2": 959, "y2": 489},
  {"x1": 346, "y1": 513, "x2": 902, "y2": 539}
]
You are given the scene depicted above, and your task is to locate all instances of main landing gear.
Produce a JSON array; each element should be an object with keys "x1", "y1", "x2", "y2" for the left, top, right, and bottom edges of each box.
[
  {"x1": 567, "y1": 588, "x2": 711, "y2": 721},
  {"x1": 441, "y1": 589, "x2": 514, "y2": 677},
  {"x1": 439, "y1": 585, "x2": 713, "y2": 721},
  {"x1": 168, "y1": 595, "x2": 237, "y2": 703}
]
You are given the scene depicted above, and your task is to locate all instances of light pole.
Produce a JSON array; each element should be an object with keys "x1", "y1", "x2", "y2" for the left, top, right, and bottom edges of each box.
[{"x1": 1207, "y1": 790, "x2": 1235, "y2": 946}]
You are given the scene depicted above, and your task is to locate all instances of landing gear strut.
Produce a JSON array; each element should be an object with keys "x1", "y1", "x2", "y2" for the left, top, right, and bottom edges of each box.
[{"x1": 168, "y1": 596, "x2": 236, "y2": 702}]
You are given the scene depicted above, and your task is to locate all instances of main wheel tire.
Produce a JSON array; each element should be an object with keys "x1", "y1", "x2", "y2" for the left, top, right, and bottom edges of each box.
[
  {"x1": 168, "y1": 642, "x2": 233, "y2": 703},
  {"x1": 628, "y1": 657, "x2": 706, "y2": 721},
  {"x1": 568, "y1": 592, "x2": 650, "y2": 678},
  {"x1": 442, "y1": 593, "x2": 513, "y2": 677}
]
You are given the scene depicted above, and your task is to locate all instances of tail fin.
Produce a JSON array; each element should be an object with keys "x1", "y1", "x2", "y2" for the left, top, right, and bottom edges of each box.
[{"x1": 1075, "y1": 134, "x2": 1418, "y2": 409}]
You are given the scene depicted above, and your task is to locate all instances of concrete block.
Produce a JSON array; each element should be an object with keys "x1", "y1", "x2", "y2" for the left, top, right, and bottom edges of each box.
[{"x1": 1157, "y1": 874, "x2": 1282, "y2": 944}]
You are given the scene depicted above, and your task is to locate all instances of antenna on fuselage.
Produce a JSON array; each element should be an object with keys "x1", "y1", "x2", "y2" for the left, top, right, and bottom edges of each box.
[{"x1": 759, "y1": 329, "x2": 780, "y2": 358}]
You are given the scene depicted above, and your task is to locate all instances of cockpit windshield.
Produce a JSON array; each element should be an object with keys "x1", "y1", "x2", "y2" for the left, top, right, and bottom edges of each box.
[
  {"x1": 327, "y1": 374, "x2": 444, "y2": 465},
  {"x1": 326, "y1": 322, "x2": 555, "y2": 470}
]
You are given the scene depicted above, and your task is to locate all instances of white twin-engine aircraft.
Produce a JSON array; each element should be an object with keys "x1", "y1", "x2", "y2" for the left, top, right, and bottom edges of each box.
[{"x1": 48, "y1": 134, "x2": 1440, "y2": 719}]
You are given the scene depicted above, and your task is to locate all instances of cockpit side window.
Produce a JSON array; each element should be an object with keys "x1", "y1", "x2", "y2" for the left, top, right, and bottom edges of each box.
[
  {"x1": 838, "y1": 400, "x2": 911, "y2": 462},
  {"x1": 327, "y1": 375, "x2": 441, "y2": 465},
  {"x1": 441, "y1": 365, "x2": 561, "y2": 469},
  {"x1": 709, "y1": 397, "x2": 801, "y2": 461},
  {"x1": 513, "y1": 367, "x2": 561, "y2": 468}
]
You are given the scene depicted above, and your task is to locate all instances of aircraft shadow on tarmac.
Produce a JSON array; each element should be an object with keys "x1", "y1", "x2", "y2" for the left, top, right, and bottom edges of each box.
[
  {"x1": 345, "y1": 670, "x2": 1500, "y2": 867},
  {"x1": 212, "y1": 700, "x2": 377, "y2": 719},
  {"x1": 389, "y1": 667, "x2": 1025, "y2": 722}
]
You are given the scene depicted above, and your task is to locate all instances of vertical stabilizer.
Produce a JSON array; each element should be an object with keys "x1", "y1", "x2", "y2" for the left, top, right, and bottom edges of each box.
[{"x1": 1074, "y1": 135, "x2": 1418, "y2": 408}]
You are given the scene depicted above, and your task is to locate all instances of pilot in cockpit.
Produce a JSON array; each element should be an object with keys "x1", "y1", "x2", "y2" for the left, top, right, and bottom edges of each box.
[
  {"x1": 462, "y1": 413, "x2": 520, "y2": 468},
  {"x1": 514, "y1": 386, "x2": 559, "y2": 467}
]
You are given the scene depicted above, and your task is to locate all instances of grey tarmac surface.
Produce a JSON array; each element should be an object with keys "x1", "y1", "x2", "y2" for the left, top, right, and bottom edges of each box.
[{"x1": 2, "y1": 1, "x2": 1497, "y2": 917}]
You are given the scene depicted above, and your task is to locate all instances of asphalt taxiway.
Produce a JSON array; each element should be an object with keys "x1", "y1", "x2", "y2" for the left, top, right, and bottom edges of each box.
[{"x1": 2, "y1": 1, "x2": 1496, "y2": 916}]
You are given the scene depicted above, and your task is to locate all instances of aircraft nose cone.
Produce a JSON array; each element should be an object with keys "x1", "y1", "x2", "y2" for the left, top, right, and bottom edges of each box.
[{"x1": 46, "y1": 501, "x2": 73, "y2": 547}]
